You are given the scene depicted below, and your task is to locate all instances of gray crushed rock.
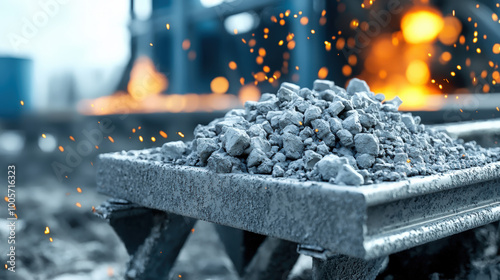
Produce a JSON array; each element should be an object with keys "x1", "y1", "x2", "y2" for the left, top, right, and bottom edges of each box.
[{"x1": 161, "y1": 78, "x2": 500, "y2": 186}]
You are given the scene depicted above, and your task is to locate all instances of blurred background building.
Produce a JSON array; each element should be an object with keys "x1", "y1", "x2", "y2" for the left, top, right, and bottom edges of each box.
[{"x1": 0, "y1": 0, "x2": 500, "y2": 279}]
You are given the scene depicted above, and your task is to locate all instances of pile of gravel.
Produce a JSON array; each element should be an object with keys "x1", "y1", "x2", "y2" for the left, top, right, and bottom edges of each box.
[{"x1": 161, "y1": 78, "x2": 500, "y2": 185}]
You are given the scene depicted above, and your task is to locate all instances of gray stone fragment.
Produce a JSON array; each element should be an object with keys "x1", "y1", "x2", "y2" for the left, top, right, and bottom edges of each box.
[
  {"x1": 277, "y1": 86, "x2": 298, "y2": 102},
  {"x1": 283, "y1": 125, "x2": 300, "y2": 135},
  {"x1": 247, "y1": 149, "x2": 268, "y2": 167},
  {"x1": 280, "y1": 82, "x2": 300, "y2": 93},
  {"x1": 384, "y1": 96, "x2": 403, "y2": 110},
  {"x1": 282, "y1": 133, "x2": 304, "y2": 160},
  {"x1": 196, "y1": 138, "x2": 218, "y2": 162},
  {"x1": 313, "y1": 79, "x2": 335, "y2": 92},
  {"x1": 299, "y1": 127, "x2": 314, "y2": 140},
  {"x1": 319, "y1": 89, "x2": 335, "y2": 101},
  {"x1": 356, "y1": 154, "x2": 375, "y2": 169},
  {"x1": 257, "y1": 99, "x2": 279, "y2": 115},
  {"x1": 316, "y1": 143, "x2": 330, "y2": 155},
  {"x1": 336, "y1": 129, "x2": 354, "y2": 147},
  {"x1": 162, "y1": 141, "x2": 187, "y2": 160},
  {"x1": 298, "y1": 88, "x2": 313, "y2": 100},
  {"x1": 247, "y1": 124, "x2": 267, "y2": 138},
  {"x1": 250, "y1": 137, "x2": 271, "y2": 153},
  {"x1": 312, "y1": 119, "x2": 331, "y2": 139},
  {"x1": 207, "y1": 151, "x2": 233, "y2": 173},
  {"x1": 329, "y1": 118, "x2": 343, "y2": 133},
  {"x1": 354, "y1": 134, "x2": 379, "y2": 156},
  {"x1": 342, "y1": 112, "x2": 362, "y2": 134},
  {"x1": 272, "y1": 165, "x2": 285, "y2": 177},
  {"x1": 304, "y1": 150, "x2": 323, "y2": 170},
  {"x1": 262, "y1": 121, "x2": 273, "y2": 134},
  {"x1": 224, "y1": 127, "x2": 251, "y2": 156},
  {"x1": 346, "y1": 78, "x2": 370, "y2": 95},
  {"x1": 325, "y1": 101, "x2": 345, "y2": 116},
  {"x1": 215, "y1": 116, "x2": 247, "y2": 134},
  {"x1": 315, "y1": 155, "x2": 348, "y2": 181},
  {"x1": 272, "y1": 152, "x2": 287, "y2": 163},
  {"x1": 304, "y1": 105, "x2": 322, "y2": 125},
  {"x1": 279, "y1": 110, "x2": 304, "y2": 129},
  {"x1": 401, "y1": 114, "x2": 416, "y2": 132},
  {"x1": 335, "y1": 164, "x2": 364, "y2": 186}
]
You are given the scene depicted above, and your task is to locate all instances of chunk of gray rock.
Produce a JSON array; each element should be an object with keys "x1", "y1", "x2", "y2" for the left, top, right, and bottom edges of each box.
[
  {"x1": 315, "y1": 155, "x2": 348, "y2": 181},
  {"x1": 224, "y1": 127, "x2": 250, "y2": 156},
  {"x1": 335, "y1": 164, "x2": 364, "y2": 186},
  {"x1": 336, "y1": 129, "x2": 354, "y2": 147},
  {"x1": 354, "y1": 133, "x2": 379, "y2": 156},
  {"x1": 304, "y1": 105, "x2": 322, "y2": 125},
  {"x1": 346, "y1": 78, "x2": 370, "y2": 95},
  {"x1": 313, "y1": 79, "x2": 335, "y2": 92},
  {"x1": 282, "y1": 133, "x2": 304, "y2": 160},
  {"x1": 342, "y1": 112, "x2": 362, "y2": 134},
  {"x1": 311, "y1": 119, "x2": 331, "y2": 139},
  {"x1": 207, "y1": 152, "x2": 233, "y2": 173},
  {"x1": 325, "y1": 101, "x2": 345, "y2": 116},
  {"x1": 162, "y1": 141, "x2": 187, "y2": 160},
  {"x1": 356, "y1": 154, "x2": 375, "y2": 169},
  {"x1": 247, "y1": 149, "x2": 268, "y2": 167},
  {"x1": 196, "y1": 138, "x2": 218, "y2": 162}
]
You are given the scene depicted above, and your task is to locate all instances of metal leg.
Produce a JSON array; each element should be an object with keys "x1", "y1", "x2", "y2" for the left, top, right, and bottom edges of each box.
[
  {"x1": 214, "y1": 225, "x2": 267, "y2": 276},
  {"x1": 312, "y1": 254, "x2": 388, "y2": 280},
  {"x1": 243, "y1": 237, "x2": 299, "y2": 280},
  {"x1": 96, "y1": 199, "x2": 196, "y2": 280}
]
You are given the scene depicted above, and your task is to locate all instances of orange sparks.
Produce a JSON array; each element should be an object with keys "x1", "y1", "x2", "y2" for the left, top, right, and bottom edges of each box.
[
  {"x1": 77, "y1": 187, "x2": 82, "y2": 193},
  {"x1": 20, "y1": 100, "x2": 24, "y2": 106},
  {"x1": 191, "y1": 228, "x2": 195, "y2": 233},
  {"x1": 178, "y1": 132, "x2": 185, "y2": 138},
  {"x1": 496, "y1": 107, "x2": 499, "y2": 111},
  {"x1": 182, "y1": 39, "x2": 191, "y2": 50},
  {"x1": 278, "y1": 40, "x2": 284, "y2": 46},
  {"x1": 95, "y1": 145, "x2": 99, "y2": 149},
  {"x1": 228, "y1": 61, "x2": 237, "y2": 70},
  {"x1": 92, "y1": 206, "x2": 96, "y2": 213},
  {"x1": 159, "y1": 131, "x2": 168, "y2": 138},
  {"x1": 138, "y1": 126, "x2": 142, "y2": 130},
  {"x1": 4, "y1": 196, "x2": 8, "y2": 202},
  {"x1": 58, "y1": 146, "x2": 64, "y2": 152},
  {"x1": 139, "y1": 136, "x2": 144, "y2": 142},
  {"x1": 44, "y1": 227, "x2": 50, "y2": 234},
  {"x1": 151, "y1": 137, "x2": 156, "y2": 142},
  {"x1": 4, "y1": 264, "x2": 7, "y2": 269},
  {"x1": 49, "y1": 237, "x2": 53, "y2": 242},
  {"x1": 149, "y1": 43, "x2": 153, "y2": 46},
  {"x1": 42, "y1": 134, "x2": 46, "y2": 138},
  {"x1": 69, "y1": 136, "x2": 75, "y2": 141},
  {"x1": 166, "y1": 23, "x2": 170, "y2": 30},
  {"x1": 132, "y1": 128, "x2": 136, "y2": 133},
  {"x1": 300, "y1": 16, "x2": 309, "y2": 25},
  {"x1": 76, "y1": 202, "x2": 82, "y2": 208},
  {"x1": 108, "y1": 136, "x2": 115, "y2": 143}
]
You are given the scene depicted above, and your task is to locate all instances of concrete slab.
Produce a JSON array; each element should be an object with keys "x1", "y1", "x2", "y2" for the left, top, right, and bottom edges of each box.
[{"x1": 97, "y1": 150, "x2": 500, "y2": 259}]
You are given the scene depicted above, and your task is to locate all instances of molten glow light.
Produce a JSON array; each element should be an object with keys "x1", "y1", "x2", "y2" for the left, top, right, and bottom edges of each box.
[
  {"x1": 238, "y1": 84, "x2": 261, "y2": 105},
  {"x1": 210, "y1": 77, "x2": 229, "y2": 94},
  {"x1": 438, "y1": 16, "x2": 462, "y2": 45},
  {"x1": 401, "y1": 9, "x2": 444, "y2": 44},
  {"x1": 127, "y1": 57, "x2": 168, "y2": 101},
  {"x1": 406, "y1": 60, "x2": 430, "y2": 85},
  {"x1": 493, "y1": 43, "x2": 500, "y2": 54},
  {"x1": 318, "y1": 67, "x2": 328, "y2": 79}
]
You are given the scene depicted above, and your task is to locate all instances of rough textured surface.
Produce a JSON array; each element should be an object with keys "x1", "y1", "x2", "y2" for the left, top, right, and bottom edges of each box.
[
  {"x1": 162, "y1": 78, "x2": 500, "y2": 186},
  {"x1": 97, "y1": 150, "x2": 500, "y2": 259}
]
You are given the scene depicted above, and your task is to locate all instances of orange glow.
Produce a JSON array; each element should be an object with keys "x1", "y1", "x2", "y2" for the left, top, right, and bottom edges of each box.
[
  {"x1": 20, "y1": 100, "x2": 24, "y2": 106},
  {"x1": 139, "y1": 136, "x2": 144, "y2": 142},
  {"x1": 228, "y1": 61, "x2": 237, "y2": 70},
  {"x1": 69, "y1": 136, "x2": 75, "y2": 141},
  {"x1": 76, "y1": 202, "x2": 82, "y2": 208},
  {"x1": 238, "y1": 84, "x2": 261, "y2": 105},
  {"x1": 287, "y1": 40, "x2": 296, "y2": 50},
  {"x1": 406, "y1": 60, "x2": 430, "y2": 85},
  {"x1": 300, "y1": 17, "x2": 309, "y2": 25},
  {"x1": 438, "y1": 16, "x2": 462, "y2": 45},
  {"x1": 342, "y1": 65, "x2": 352, "y2": 76},
  {"x1": 256, "y1": 56, "x2": 264, "y2": 64},
  {"x1": 318, "y1": 67, "x2": 328, "y2": 79},
  {"x1": 151, "y1": 137, "x2": 156, "y2": 142},
  {"x1": 440, "y1": 52, "x2": 452, "y2": 64},
  {"x1": 182, "y1": 39, "x2": 191, "y2": 50},
  {"x1": 127, "y1": 57, "x2": 168, "y2": 101},
  {"x1": 58, "y1": 146, "x2": 64, "y2": 152},
  {"x1": 401, "y1": 8, "x2": 444, "y2": 44},
  {"x1": 258, "y1": 48, "x2": 266, "y2": 57},
  {"x1": 263, "y1": 66, "x2": 270, "y2": 73},
  {"x1": 178, "y1": 132, "x2": 185, "y2": 138},
  {"x1": 108, "y1": 136, "x2": 114, "y2": 143},
  {"x1": 44, "y1": 227, "x2": 50, "y2": 234},
  {"x1": 210, "y1": 77, "x2": 229, "y2": 94},
  {"x1": 159, "y1": 131, "x2": 168, "y2": 138},
  {"x1": 42, "y1": 134, "x2": 46, "y2": 138}
]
